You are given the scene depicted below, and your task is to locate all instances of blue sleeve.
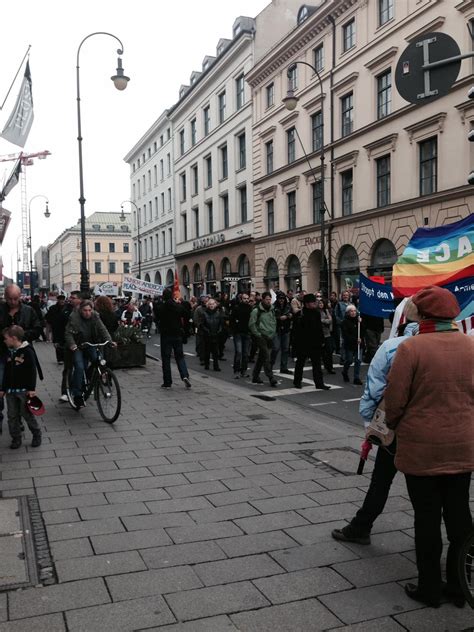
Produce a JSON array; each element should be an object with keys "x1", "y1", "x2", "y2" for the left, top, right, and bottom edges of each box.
[{"x1": 359, "y1": 343, "x2": 395, "y2": 424}]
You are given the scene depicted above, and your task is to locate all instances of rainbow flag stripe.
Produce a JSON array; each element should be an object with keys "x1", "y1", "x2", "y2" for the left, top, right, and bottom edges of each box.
[{"x1": 392, "y1": 214, "x2": 474, "y2": 301}]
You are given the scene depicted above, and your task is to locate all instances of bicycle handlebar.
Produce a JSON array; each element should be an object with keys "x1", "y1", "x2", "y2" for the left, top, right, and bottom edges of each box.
[{"x1": 80, "y1": 341, "x2": 111, "y2": 348}]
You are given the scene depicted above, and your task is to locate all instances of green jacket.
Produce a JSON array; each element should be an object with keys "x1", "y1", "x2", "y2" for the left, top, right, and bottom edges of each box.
[
  {"x1": 248, "y1": 303, "x2": 276, "y2": 340},
  {"x1": 65, "y1": 309, "x2": 111, "y2": 349}
]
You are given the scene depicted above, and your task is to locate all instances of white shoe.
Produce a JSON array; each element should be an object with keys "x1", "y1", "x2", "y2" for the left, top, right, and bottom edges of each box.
[{"x1": 59, "y1": 394, "x2": 68, "y2": 402}]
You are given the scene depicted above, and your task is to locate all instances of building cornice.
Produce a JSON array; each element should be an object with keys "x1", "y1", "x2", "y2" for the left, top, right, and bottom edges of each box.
[
  {"x1": 363, "y1": 133, "x2": 398, "y2": 160},
  {"x1": 404, "y1": 112, "x2": 447, "y2": 143},
  {"x1": 364, "y1": 46, "x2": 398, "y2": 72},
  {"x1": 405, "y1": 16, "x2": 446, "y2": 42}
]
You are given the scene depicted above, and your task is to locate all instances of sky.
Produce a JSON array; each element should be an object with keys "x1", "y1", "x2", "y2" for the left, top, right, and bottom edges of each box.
[{"x1": 0, "y1": 0, "x2": 270, "y2": 280}]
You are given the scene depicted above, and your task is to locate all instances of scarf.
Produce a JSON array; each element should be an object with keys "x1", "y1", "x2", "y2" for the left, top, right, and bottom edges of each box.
[{"x1": 418, "y1": 319, "x2": 459, "y2": 334}]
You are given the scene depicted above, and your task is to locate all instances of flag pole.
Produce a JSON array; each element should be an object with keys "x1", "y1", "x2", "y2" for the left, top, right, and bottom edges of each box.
[{"x1": 0, "y1": 45, "x2": 31, "y2": 111}]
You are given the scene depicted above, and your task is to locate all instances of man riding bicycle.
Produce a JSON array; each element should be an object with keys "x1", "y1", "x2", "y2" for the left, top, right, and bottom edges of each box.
[{"x1": 65, "y1": 299, "x2": 114, "y2": 409}]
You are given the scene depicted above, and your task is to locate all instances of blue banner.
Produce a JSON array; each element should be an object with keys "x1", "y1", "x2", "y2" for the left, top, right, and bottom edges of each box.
[
  {"x1": 358, "y1": 274, "x2": 395, "y2": 318},
  {"x1": 442, "y1": 276, "x2": 474, "y2": 320}
]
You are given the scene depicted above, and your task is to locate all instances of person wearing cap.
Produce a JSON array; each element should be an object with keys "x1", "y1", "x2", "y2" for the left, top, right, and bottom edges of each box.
[
  {"x1": 332, "y1": 298, "x2": 420, "y2": 546},
  {"x1": 292, "y1": 293, "x2": 330, "y2": 390},
  {"x1": 0, "y1": 325, "x2": 42, "y2": 449},
  {"x1": 385, "y1": 286, "x2": 474, "y2": 609}
]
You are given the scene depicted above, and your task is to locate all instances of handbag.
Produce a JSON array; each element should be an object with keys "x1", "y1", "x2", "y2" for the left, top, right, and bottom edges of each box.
[{"x1": 365, "y1": 399, "x2": 395, "y2": 447}]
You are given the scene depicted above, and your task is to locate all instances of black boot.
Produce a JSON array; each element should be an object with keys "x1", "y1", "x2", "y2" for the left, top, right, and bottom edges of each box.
[
  {"x1": 10, "y1": 436, "x2": 22, "y2": 450},
  {"x1": 31, "y1": 432, "x2": 42, "y2": 448}
]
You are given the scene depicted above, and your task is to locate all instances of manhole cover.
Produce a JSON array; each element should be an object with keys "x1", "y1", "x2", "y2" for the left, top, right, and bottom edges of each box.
[{"x1": 0, "y1": 497, "x2": 56, "y2": 591}]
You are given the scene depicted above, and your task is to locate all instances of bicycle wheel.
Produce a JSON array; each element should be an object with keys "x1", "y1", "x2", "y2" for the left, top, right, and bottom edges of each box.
[
  {"x1": 458, "y1": 529, "x2": 474, "y2": 608},
  {"x1": 95, "y1": 368, "x2": 121, "y2": 423}
]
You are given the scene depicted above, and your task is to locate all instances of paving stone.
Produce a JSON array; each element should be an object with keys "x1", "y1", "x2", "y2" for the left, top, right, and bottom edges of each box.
[
  {"x1": 339, "y1": 531, "x2": 415, "y2": 558},
  {"x1": 308, "y1": 488, "x2": 367, "y2": 506},
  {"x1": 39, "y1": 492, "x2": 107, "y2": 512},
  {"x1": 141, "y1": 541, "x2": 227, "y2": 568},
  {"x1": 193, "y1": 554, "x2": 284, "y2": 586},
  {"x1": 113, "y1": 456, "x2": 170, "y2": 469},
  {"x1": 270, "y1": 541, "x2": 359, "y2": 571},
  {"x1": 84, "y1": 451, "x2": 136, "y2": 463},
  {"x1": 147, "y1": 615, "x2": 238, "y2": 631},
  {"x1": 78, "y1": 501, "x2": 150, "y2": 520},
  {"x1": 93, "y1": 467, "x2": 153, "y2": 481},
  {"x1": 370, "y1": 511, "x2": 415, "y2": 534},
  {"x1": 122, "y1": 512, "x2": 194, "y2": 531},
  {"x1": 331, "y1": 617, "x2": 407, "y2": 631},
  {"x1": 235, "y1": 510, "x2": 309, "y2": 534},
  {"x1": 284, "y1": 520, "x2": 349, "y2": 544},
  {"x1": 236, "y1": 462, "x2": 293, "y2": 477},
  {"x1": 59, "y1": 461, "x2": 119, "y2": 474},
  {"x1": 394, "y1": 602, "x2": 474, "y2": 631},
  {"x1": 91, "y1": 527, "x2": 172, "y2": 554},
  {"x1": 183, "y1": 469, "x2": 242, "y2": 484},
  {"x1": 206, "y1": 488, "x2": 270, "y2": 507},
  {"x1": 250, "y1": 494, "x2": 318, "y2": 514},
  {"x1": 106, "y1": 566, "x2": 202, "y2": 600},
  {"x1": 317, "y1": 474, "x2": 372, "y2": 490},
  {"x1": 34, "y1": 472, "x2": 95, "y2": 487},
  {"x1": 188, "y1": 502, "x2": 259, "y2": 524},
  {"x1": 202, "y1": 456, "x2": 256, "y2": 470},
  {"x1": 0, "y1": 613, "x2": 66, "y2": 631},
  {"x1": 55, "y1": 549, "x2": 147, "y2": 582},
  {"x1": 254, "y1": 567, "x2": 352, "y2": 604},
  {"x1": 319, "y1": 582, "x2": 420, "y2": 624},
  {"x1": 65, "y1": 595, "x2": 175, "y2": 631},
  {"x1": 8, "y1": 578, "x2": 110, "y2": 619},
  {"x1": 46, "y1": 517, "x2": 125, "y2": 541},
  {"x1": 166, "y1": 521, "x2": 244, "y2": 544},
  {"x1": 68, "y1": 480, "x2": 132, "y2": 495},
  {"x1": 145, "y1": 496, "x2": 214, "y2": 514},
  {"x1": 296, "y1": 502, "x2": 358, "y2": 525},
  {"x1": 0, "y1": 594, "x2": 6, "y2": 622},
  {"x1": 165, "y1": 480, "x2": 229, "y2": 498},
  {"x1": 2, "y1": 465, "x2": 61, "y2": 480},
  {"x1": 333, "y1": 553, "x2": 417, "y2": 587},
  {"x1": 261, "y1": 480, "x2": 327, "y2": 496},
  {"x1": 42, "y1": 508, "x2": 80, "y2": 525},
  {"x1": 165, "y1": 581, "x2": 269, "y2": 621},
  {"x1": 50, "y1": 538, "x2": 94, "y2": 561},
  {"x1": 216, "y1": 531, "x2": 298, "y2": 558},
  {"x1": 230, "y1": 599, "x2": 342, "y2": 631}
]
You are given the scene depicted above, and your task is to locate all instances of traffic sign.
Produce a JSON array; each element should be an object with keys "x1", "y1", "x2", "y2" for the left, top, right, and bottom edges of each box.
[{"x1": 395, "y1": 32, "x2": 461, "y2": 105}]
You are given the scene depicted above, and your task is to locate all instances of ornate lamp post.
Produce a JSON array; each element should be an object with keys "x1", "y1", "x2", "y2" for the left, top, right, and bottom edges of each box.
[
  {"x1": 119, "y1": 200, "x2": 140, "y2": 278},
  {"x1": 283, "y1": 61, "x2": 329, "y2": 294},
  {"x1": 76, "y1": 32, "x2": 130, "y2": 295},
  {"x1": 28, "y1": 194, "x2": 50, "y2": 296}
]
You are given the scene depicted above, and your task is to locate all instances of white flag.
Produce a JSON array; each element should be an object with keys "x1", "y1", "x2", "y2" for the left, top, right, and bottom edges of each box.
[{"x1": 1, "y1": 61, "x2": 34, "y2": 148}]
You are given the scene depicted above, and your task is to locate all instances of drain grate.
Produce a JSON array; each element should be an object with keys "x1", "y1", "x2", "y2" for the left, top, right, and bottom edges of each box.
[
  {"x1": 0, "y1": 496, "x2": 56, "y2": 592},
  {"x1": 245, "y1": 414, "x2": 268, "y2": 421}
]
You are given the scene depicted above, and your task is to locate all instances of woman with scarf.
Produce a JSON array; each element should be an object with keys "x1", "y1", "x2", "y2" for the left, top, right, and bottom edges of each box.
[{"x1": 385, "y1": 286, "x2": 474, "y2": 609}]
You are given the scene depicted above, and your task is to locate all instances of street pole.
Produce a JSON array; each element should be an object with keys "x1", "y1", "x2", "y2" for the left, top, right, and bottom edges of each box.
[
  {"x1": 28, "y1": 195, "x2": 50, "y2": 297},
  {"x1": 283, "y1": 60, "x2": 329, "y2": 295},
  {"x1": 76, "y1": 32, "x2": 129, "y2": 296},
  {"x1": 120, "y1": 200, "x2": 140, "y2": 277}
]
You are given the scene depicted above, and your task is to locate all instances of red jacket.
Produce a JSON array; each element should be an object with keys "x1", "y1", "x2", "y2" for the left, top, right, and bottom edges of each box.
[{"x1": 385, "y1": 331, "x2": 474, "y2": 476}]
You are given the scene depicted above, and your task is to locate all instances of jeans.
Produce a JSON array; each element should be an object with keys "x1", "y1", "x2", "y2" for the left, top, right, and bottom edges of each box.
[
  {"x1": 72, "y1": 348, "x2": 97, "y2": 397},
  {"x1": 233, "y1": 333, "x2": 250, "y2": 374},
  {"x1": 343, "y1": 349, "x2": 361, "y2": 379},
  {"x1": 161, "y1": 335, "x2": 189, "y2": 386},
  {"x1": 294, "y1": 348, "x2": 324, "y2": 387},
  {"x1": 322, "y1": 336, "x2": 334, "y2": 371},
  {"x1": 271, "y1": 331, "x2": 290, "y2": 371},
  {"x1": 204, "y1": 336, "x2": 220, "y2": 369},
  {"x1": 253, "y1": 336, "x2": 274, "y2": 381},
  {"x1": 350, "y1": 440, "x2": 397, "y2": 534},
  {"x1": 405, "y1": 472, "x2": 472, "y2": 600},
  {"x1": 6, "y1": 392, "x2": 41, "y2": 438}
]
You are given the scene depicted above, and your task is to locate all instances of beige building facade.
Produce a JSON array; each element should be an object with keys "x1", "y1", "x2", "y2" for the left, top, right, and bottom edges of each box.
[
  {"x1": 48, "y1": 212, "x2": 132, "y2": 293},
  {"x1": 247, "y1": 0, "x2": 474, "y2": 295}
]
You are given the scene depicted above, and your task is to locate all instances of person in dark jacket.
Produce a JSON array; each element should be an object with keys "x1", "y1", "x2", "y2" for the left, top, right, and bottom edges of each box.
[
  {"x1": 271, "y1": 292, "x2": 293, "y2": 374},
  {"x1": 94, "y1": 295, "x2": 119, "y2": 336},
  {"x1": 201, "y1": 298, "x2": 223, "y2": 371},
  {"x1": 155, "y1": 289, "x2": 191, "y2": 388},
  {"x1": 0, "y1": 285, "x2": 42, "y2": 432},
  {"x1": 0, "y1": 325, "x2": 42, "y2": 449},
  {"x1": 341, "y1": 304, "x2": 362, "y2": 385},
  {"x1": 30, "y1": 295, "x2": 47, "y2": 341},
  {"x1": 230, "y1": 293, "x2": 252, "y2": 378},
  {"x1": 292, "y1": 293, "x2": 330, "y2": 390},
  {"x1": 360, "y1": 313, "x2": 385, "y2": 363},
  {"x1": 45, "y1": 295, "x2": 67, "y2": 363}
]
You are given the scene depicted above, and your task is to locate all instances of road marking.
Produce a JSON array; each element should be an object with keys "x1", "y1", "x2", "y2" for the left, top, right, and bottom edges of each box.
[
  {"x1": 276, "y1": 374, "x2": 343, "y2": 390},
  {"x1": 343, "y1": 398, "x2": 361, "y2": 402},
  {"x1": 310, "y1": 401, "x2": 338, "y2": 406},
  {"x1": 153, "y1": 344, "x2": 160, "y2": 348},
  {"x1": 259, "y1": 383, "x2": 343, "y2": 397},
  {"x1": 184, "y1": 352, "x2": 195, "y2": 356}
]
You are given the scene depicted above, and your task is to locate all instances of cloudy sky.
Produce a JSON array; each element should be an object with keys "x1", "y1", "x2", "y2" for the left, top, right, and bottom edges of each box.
[{"x1": 0, "y1": 0, "x2": 270, "y2": 279}]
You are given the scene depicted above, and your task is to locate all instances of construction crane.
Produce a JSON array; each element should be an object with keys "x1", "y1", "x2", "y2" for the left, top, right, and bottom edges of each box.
[{"x1": 0, "y1": 150, "x2": 51, "y2": 270}]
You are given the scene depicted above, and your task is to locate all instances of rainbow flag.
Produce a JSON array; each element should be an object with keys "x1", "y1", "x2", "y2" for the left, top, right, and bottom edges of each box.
[{"x1": 392, "y1": 214, "x2": 474, "y2": 320}]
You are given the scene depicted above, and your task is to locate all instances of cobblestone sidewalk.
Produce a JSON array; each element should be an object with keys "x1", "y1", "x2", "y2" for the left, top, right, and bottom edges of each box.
[{"x1": 0, "y1": 343, "x2": 472, "y2": 631}]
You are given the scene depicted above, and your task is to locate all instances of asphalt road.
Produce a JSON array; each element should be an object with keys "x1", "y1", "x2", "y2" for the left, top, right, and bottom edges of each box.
[{"x1": 145, "y1": 333, "x2": 368, "y2": 428}]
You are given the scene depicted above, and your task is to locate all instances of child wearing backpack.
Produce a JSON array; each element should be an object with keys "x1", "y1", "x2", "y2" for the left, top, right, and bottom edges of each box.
[{"x1": 0, "y1": 325, "x2": 42, "y2": 449}]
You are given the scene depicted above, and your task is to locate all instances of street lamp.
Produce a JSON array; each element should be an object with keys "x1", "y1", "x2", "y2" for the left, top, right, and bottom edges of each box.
[
  {"x1": 28, "y1": 194, "x2": 50, "y2": 296},
  {"x1": 283, "y1": 61, "x2": 329, "y2": 294},
  {"x1": 76, "y1": 32, "x2": 130, "y2": 296},
  {"x1": 119, "y1": 200, "x2": 140, "y2": 278}
]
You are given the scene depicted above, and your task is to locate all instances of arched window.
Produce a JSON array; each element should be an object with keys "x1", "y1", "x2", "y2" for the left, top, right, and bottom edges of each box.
[
  {"x1": 369, "y1": 239, "x2": 397, "y2": 283},
  {"x1": 182, "y1": 266, "x2": 190, "y2": 286},
  {"x1": 205, "y1": 261, "x2": 216, "y2": 281},
  {"x1": 144, "y1": 273, "x2": 151, "y2": 282},
  {"x1": 154, "y1": 271, "x2": 162, "y2": 285},
  {"x1": 285, "y1": 255, "x2": 301, "y2": 292},
  {"x1": 264, "y1": 258, "x2": 279, "y2": 291},
  {"x1": 193, "y1": 264, "x2": 202, "y2": 282},
  {"x1": 221, "y1": 257, "x2": 231, "y2": 278},
  {"x1": 237, "y1": 254, "x2": 250, "y2": 278},
  {"x1": 336, "y1": 245, "x2": 360, "y2": 295},
  {"x1": 166, "y1": 269, "x2": 174, "y2": 286}
]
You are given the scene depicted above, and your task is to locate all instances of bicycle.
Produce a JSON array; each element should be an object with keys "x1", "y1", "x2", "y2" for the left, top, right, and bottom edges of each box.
[
  {"x1": 459, "y1": 528, "x2": 474, "y2": 608},
  {"x1": 66, "y1": 341, "x2": 121, "y2": 423}
]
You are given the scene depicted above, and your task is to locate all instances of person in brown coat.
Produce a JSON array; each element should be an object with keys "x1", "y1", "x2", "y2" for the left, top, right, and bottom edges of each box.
[{"x1": 385, "y1": 285, "x2": 474, "y2": 609}]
